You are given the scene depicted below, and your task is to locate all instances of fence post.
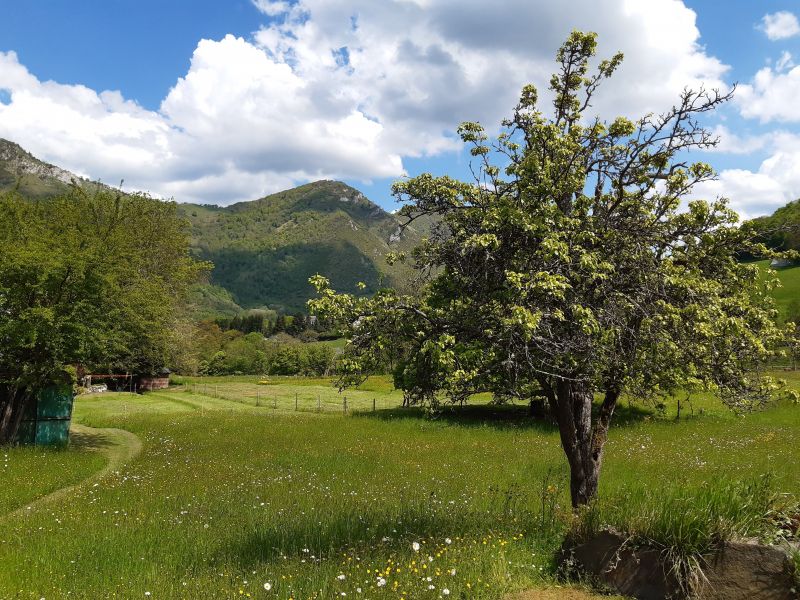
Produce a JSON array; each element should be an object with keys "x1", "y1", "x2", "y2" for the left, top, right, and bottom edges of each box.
[
  {"x1": 344, "y1": 396, "x2": 347, "y2": 414},
  {"x1": 373, "y1": 398, "x2": 376, "y2": 412}
]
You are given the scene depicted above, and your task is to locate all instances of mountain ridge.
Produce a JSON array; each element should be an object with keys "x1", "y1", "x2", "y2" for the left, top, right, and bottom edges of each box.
[{"x1": 0, "y1": 139, "x2": 423, "y2": 313}]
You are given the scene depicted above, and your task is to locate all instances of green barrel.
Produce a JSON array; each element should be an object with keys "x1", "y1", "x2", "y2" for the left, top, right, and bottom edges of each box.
[{"x1": 16, "y1": 384, "x2": 75, "y2": 446}]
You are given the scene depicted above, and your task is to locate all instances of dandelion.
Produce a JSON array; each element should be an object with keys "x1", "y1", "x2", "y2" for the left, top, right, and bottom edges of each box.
[
  {"x1": 263, "y1": 583, "x2": 272, "y2": 591},
  {"x1": 412, "y1": 541, "x2": 420, "y2": 551}
]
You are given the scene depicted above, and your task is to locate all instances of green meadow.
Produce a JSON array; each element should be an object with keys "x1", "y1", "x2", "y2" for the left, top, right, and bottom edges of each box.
[{"x1": 0, "y1": 375, "x2": 798, "y2": 599}]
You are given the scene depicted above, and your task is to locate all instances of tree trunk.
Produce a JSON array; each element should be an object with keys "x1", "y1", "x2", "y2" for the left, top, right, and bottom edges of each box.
[
  {"x1": 0, "y1": 386, "x2": 31, "y2": 445},
  {"x1": 548, "y1": 379, "x2": 618, "y2": 508}
]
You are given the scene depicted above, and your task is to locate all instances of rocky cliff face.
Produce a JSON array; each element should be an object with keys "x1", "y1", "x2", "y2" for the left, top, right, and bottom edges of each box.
[{"x1": 0, "y1": 139, "x2": 78, "y2": 184}]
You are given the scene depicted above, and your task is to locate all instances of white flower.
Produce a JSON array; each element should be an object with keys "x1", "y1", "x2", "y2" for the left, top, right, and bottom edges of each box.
[
  {"x1": 450, "y1": 568, "x2": 456, "y2": 576},
  {"x1": 412, "y1": 541, "x2": 421, "y2": 551},
  {"x1": 356, "y1": 588, "x2": 362, "y2": 593},
  {"x1": 263, "y1": 582, "x2": 272, "y2": 591},
  {"x1": 442, "y1": 589, "x2": 450, "y2": 596},
  {"x1": 445, "y1": 538, "x2": 452, "y2": 544},
  {"x1": 337, "y1": 574, "x2": 346, "y2": 580},
  {"x1": 377, "y1": 577, "x2": 387, "y2": 587},
  {"x1": 428, "y1": 584, "x2": 435, "y2": 590}
]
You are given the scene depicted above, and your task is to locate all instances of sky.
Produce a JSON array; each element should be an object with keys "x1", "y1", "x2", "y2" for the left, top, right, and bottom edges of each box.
[{"x1": 0, "y1": 1, "x2": 799, "y2": 218}]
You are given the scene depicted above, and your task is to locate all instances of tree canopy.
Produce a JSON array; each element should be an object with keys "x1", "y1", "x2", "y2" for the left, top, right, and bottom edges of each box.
[
  {"x1": 310, "y1": 31, "x2": 790, "y2": 507},
  {"x1": 0, "y1": 186, "x2": 207, "y2": 443}
]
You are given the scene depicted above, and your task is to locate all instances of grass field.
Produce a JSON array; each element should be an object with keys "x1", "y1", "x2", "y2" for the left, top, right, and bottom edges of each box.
[
  {"x1": 756, "y1": 259, "x2": 800, "y2": 321},
  {"x1": 0, "y1": 375, "x2": 798, "y2": 599}
]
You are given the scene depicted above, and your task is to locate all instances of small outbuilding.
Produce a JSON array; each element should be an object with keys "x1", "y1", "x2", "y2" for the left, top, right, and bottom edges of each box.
[
  {"x1": 16, "y1": 383, "x2": 74, "y2": 446},
  {"x1": 137, "y1": 368, "x2": 171, "y2": 392}
]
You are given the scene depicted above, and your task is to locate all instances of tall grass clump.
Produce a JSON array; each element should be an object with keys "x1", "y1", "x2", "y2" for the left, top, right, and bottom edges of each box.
[{"x1": 572, "y1": 475, "x2": 797, "y2": 592}]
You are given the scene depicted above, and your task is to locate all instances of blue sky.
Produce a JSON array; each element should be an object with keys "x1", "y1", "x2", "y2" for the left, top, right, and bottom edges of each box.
[{"x1": 1, "y1": 1, "x2": 799, "y2": 218}]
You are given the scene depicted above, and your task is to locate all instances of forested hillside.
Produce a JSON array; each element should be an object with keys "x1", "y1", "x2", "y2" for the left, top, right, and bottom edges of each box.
[
  {"x1": 179, "y1": 180, "x2": 426, "y2": 311},
  {"x1": 749, "y1": 198, "x2": 800, "y2": 252}
]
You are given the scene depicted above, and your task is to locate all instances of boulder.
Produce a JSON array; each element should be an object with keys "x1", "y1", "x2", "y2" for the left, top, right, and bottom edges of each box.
[
  {"x1": 561, "y1": 530, "x2": 681, "y2": 599},
  {"x1": 694, "y1": 540, "x2": 797, "y2": 600},
  {"x1": 561, "y1": 530, "x2": 798, "y2": 600}
]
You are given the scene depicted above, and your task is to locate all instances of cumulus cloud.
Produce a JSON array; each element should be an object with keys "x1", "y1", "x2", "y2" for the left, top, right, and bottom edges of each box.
[
  {"x1": 759, "y1": 11, "x2": 800, "y2": 41},
  {"x1": 0, "y1": 1, "x2": 731, "y2": 205},
  {"x1": 697, "y1": 132, "x2": 800, "y2": 219},
  {"x1": 737, "y1": 64, "x2": 800, "y2": 123}
]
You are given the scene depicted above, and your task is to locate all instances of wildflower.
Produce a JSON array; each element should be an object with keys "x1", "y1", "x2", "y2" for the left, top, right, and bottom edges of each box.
[
  {"x1": 263, "y1": 583, "x2": 272, "y2": 591},
  {"x1": 442, "y1": 589, "x2": 450, "y2": 596},
  {"x1": 444, "y1": 538, "x2": 452, "y2": 545},
  {"x1": 412, "y1": 541, "x2": 421, "y2": 551},
  {"x1": 377, "y1": 578, "x2": 387, "y2": 587},
  {"x1": 337, "y1": 574, "x2": 346, "y2": 580}
]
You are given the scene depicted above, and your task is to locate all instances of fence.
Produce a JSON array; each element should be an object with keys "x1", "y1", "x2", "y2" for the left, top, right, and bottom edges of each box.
[{"x1": 183, "y1": 383, "x2": 396, "y2": 415}]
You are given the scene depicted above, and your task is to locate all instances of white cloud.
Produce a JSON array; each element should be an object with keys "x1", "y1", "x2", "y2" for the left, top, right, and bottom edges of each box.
[
  {"x1": 0, "y1": 1, "x2": 731, "y2": 205},
  {"x1": 759, "y1": 11, "x2": 800, "y2": 41},
  {"x1": 737, "y1": 65, "x2": 800, "y2": 123},
  {"x1": 696, "y1": 132, "x2": 800, "y2": 219},
  {"x1": 706, "y1": 126, "x2": 769, "y2": 155},
  {"x1": 251, "y1": 0, "x2": 292, "y2": 17},
  {"x1": 776, "y1": 51, "x2": 795, "y2": 72}
]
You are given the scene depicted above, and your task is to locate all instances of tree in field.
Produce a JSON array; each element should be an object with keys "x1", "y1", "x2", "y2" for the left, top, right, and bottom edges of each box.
[
  {"x1": 0, "y1": 187, "x2": 207, "y2": 444},
  {"x1": 310, "y1": 31, "x2": 789, "y2": 507}
]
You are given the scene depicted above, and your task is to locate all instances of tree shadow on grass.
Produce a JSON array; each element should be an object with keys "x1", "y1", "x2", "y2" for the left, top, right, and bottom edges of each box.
[
  {"x1": 68, "y1": 428, "x2": 114, "y2": 452},
  {"x1": 355, "y1": 403, "x2": 558, "y2": 433},
  {"x1": 353, "y1": 399, "x2": 655, "y2": 432},
  {"x1": 211, "y1": 503, "x2": 558, "y2": 571}
]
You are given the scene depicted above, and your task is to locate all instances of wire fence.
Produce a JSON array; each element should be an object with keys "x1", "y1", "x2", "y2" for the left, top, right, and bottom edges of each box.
[{"x1": 180, "y1": 382, "x2": 402, "y2": 415}]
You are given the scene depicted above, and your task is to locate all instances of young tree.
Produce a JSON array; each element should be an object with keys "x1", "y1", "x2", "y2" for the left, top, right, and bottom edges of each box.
[
  {"x1": 310, "y1": 31, "x2": 789, "y2": 507},
  {"x1": 0, "y1": 187, "x2": 207, "y2": 443}
]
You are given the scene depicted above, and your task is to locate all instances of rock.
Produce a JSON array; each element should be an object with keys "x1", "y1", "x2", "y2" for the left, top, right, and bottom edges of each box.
[
  {"x1": 694, "y1": 541, "x2": 797, "y2": 600},
  {"x1": 561, "y1": 530, "x2": 799, "y2": 600},
  {"x1": 561, "y1": 530, "x2": 681, "y2": 599}
]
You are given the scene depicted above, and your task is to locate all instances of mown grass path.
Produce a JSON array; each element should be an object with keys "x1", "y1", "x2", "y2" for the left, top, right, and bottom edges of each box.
[{"x1": 1, "y1": 423, "x2": 141, "y2": 522}]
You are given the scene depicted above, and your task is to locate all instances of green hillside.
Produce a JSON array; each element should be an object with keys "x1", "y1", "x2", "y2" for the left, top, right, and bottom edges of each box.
[
  {"x1": 185, "y1": 283, "x2": 244, "y2": 320},
  {"x1": 756, "y1": 260, "x2": 800, "y2": 322},
  {"x1": 748, "y1": 198, "x2": 800, "y2": 252},
  {"x1": 180, "y1": 180, "x2": 425, "y2": 311}
]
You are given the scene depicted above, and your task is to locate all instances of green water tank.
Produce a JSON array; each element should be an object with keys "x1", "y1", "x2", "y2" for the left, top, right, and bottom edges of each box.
[{"x1": 16, "y1": 384, "x2": 75, "y2": 446}]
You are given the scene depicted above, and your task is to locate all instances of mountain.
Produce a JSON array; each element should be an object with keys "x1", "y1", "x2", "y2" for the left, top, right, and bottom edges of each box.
[
  {"x1": 0, "y1": 139, "x2": 426, "y2": 313},
  {"x1": 179, "y1": 180, "x2": 426, "y2": 311},
  {"x1": 0, "y1": 139, "x2": 91, "y2": 198}
]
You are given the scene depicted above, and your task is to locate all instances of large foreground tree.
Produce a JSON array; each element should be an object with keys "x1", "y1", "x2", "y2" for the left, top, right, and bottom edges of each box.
[
  {"x1": 310, "y1": 32, "x2": 790, "y2": 507},
  {"x1": 0, "y1": 187, "x2": 206, "y2": 444}
]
